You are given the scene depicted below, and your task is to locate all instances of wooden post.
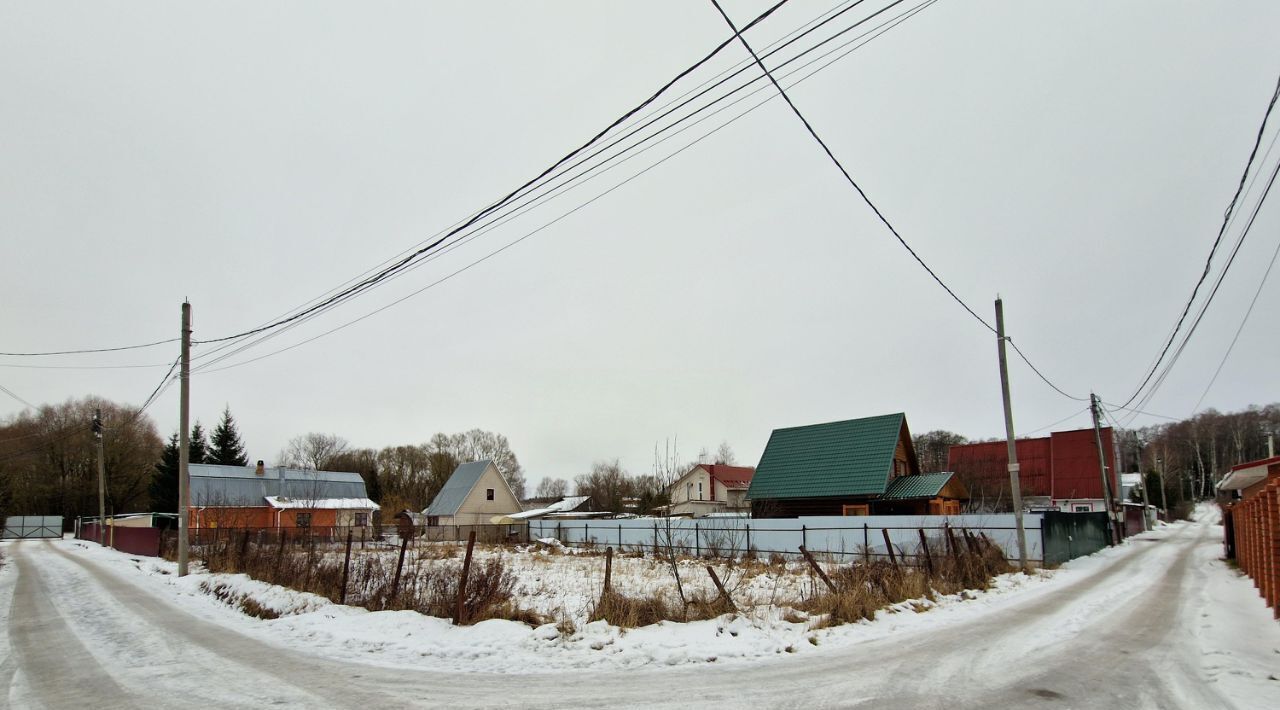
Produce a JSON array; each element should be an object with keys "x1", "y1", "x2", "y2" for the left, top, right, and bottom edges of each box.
[
  {"x1": 339, "y1": 530, "x2": 354, "y2": 605},
  {"x1": 390, "y1": 535, "x2": 409, "y2": 607},
  {"x1": 706, "y1": 565, "x2": 737, "y2": 611},
  {"x1": 454, "y1": 530, "x2": 478, "y2": 624},
  {"x1": 881, "y1": 528, "x2": 898, "y2": 570},
  {"x1": 963, "y1": 530, "x2": 981, "y2": 557},
  {"x1": 799, "y1": 545, "x2": 837, "y2": 593},
  {"x1": 917, "y1": 529, "x2": 934, "y2": 576},
  {"x1": 602, "y1": 546, "x2": 613, "y2": 595},
  {"x1": 945, "y1": 525, "x2": 960, "y2": 559},
  {"x1": 239, "y1": 530, "x2": 251, "y2": 566}
]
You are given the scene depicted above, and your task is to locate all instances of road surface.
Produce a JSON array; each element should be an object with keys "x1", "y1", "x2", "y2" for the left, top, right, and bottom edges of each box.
[{"x1": 0, "y1": 519, "x2": 1253, "y2": 708}]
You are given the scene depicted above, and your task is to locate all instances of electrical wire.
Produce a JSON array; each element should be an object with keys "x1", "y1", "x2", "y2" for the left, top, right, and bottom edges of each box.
[
  {"x1": 1117, "y1": 70, "x2": 1280, "y2": 410},
  {"x1": 1190, "y1": 224, "x2": 1280, "y2": 413},
  {"x1": 0, "y1": 337, "x2": 179, "y2": 358},
  {"x1": 1022, "y1": 406, "x2": 1091, "y2": 436},
  {"x1": 711, "y1": 0, "x2": 994, "y2": 334},
  {"x1": 0, "y1": 383, "x2": 37, "y2": 410},
  {"x1": 1007, "y1": 339, "x2": 1090, "y2": 402},
  {"x1": 191, "y1": 0, "x2": 940, "y2": 374}
]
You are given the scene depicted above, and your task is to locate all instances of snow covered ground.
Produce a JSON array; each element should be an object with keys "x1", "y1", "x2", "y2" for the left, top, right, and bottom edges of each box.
[{"x1": 3, "y1": 509, "x2": 1277, "y2": 708}]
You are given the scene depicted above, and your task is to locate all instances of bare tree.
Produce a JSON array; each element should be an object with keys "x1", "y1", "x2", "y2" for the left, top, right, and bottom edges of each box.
[
  {"x1": 714, "y1": 441, "x2": 736, "y2": 465},
  {"x1": 534, "y1": 477, "x2": 568, "y2": 499},
  {"x1": 435, "y1": 429, "x2": 526, "y2": 499},
  {"x1": 278, "y1": 433, "x2": 349, "y2": 470}
]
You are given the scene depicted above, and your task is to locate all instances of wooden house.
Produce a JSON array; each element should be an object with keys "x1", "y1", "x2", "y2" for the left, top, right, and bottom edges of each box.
[
  {"x1": 423, "y1": 459, "x2": 522, "y2": 526},
  {"x1": 747, "y1": 413, "x2": 968, "y2": 517}
]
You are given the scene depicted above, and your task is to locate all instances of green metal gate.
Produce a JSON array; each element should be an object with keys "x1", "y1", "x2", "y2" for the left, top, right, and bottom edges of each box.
[{"x1": 1041, "y1": 511, "x2": 1109, "y2": 565}]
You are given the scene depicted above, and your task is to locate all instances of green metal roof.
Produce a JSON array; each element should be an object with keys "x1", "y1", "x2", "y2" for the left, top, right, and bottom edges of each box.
[
  {"x1": 747, "y1": 413, "x2": 906, "y2": 500},
  {"x1": 882, "y1": 472, "x2": 955, "y2": 500}
]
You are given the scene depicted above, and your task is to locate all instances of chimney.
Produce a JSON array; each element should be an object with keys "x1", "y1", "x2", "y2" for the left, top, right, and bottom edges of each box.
[{"x1": 255, "y1": 460, "x2": 265, "y2": 477}]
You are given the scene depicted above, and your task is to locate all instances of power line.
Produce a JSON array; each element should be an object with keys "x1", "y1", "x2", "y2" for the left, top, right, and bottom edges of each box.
[
  {"x1": 191, "y1": 0, "x2": 796, "y2": 349},
  {"x1": 1191, "y1": 218, "x2": 1280, "y2": 413},
  {"x1": 1118, "y1": 70, "x2": 1280, "y2": 410},
  {"x1": 1007, "y1": 339, "x2": 1089, "y2": 402},
  {"x1": 1022, "y1": 406, "x2": 1091, "y2": 436},
  {"x1": 0, "y1": 337, "x2": 179, "y2": 358},
  {"x1": 709, "y1": 0, "x2": 995, "y2": 334},
  {"x1": 0, "y1": 383, "x2": 37, "y2": 410},
  {"x1": 190, "y1": 1, "x2": 940, "y2": 375}
]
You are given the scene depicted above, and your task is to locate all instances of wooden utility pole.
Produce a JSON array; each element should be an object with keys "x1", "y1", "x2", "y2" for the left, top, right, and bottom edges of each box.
[
  {"x1": 1089, "y1": 393, "x2": 1118, "y2": 544},
  {"x1": 178, "y1": 301, "x2": 192, "y2": 576},
  {"x1": 93, "y1": 408, "x2": 105, "y2": 546},
  {"x1": 994, "y1": 298, "x2": 1028, "y2": 571},
  {"x1": 1157, "y1": 456, "x2": 1169, "y2": 519}
]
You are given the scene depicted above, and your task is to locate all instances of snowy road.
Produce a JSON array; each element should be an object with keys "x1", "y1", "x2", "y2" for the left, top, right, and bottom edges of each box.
[{"x1": 2, "y1": 517, "x2": 1274, "y2": 709}]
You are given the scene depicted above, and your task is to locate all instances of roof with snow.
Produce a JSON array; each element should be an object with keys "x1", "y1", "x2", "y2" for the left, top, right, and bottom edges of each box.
[
  {"x1": 264, "y1": 496, "x2": 379, "y2": 511},
  {"x1": 505, "y1": 495, "x2": 592, "y2": 520},
  {"x1": 189, "y1": 463, "x2": 370, "y2": 506}
]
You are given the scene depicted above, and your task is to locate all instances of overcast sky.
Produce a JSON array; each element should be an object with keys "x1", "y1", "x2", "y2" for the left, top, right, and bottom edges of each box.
[{"x1": 3, "y1": 1, "x2": 1278, "y2": 489}]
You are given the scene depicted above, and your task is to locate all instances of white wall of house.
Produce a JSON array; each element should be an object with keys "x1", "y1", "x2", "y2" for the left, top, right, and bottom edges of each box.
[{"x1": 438, "y1": 463, "x2": 522, "y2": 526}]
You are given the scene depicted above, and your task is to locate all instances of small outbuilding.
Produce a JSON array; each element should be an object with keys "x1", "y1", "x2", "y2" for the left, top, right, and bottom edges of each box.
[
  {"x1": 423, "y1": 459, "x2": 523, "y2": 526},
  {"x1": 747, "y1": 412, "x2": 969, "y2": 517}
]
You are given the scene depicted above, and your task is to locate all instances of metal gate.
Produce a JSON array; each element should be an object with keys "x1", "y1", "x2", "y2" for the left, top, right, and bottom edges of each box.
[
  {"x1": 1041, "y1": 511, "x2": 1109, "y2": 565},
  {"x1": 1, "y1": 516, "x2": 63, "y2": 539}
]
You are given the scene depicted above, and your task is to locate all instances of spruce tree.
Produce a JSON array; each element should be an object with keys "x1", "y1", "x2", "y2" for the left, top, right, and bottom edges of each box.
[
  {"x1": 150, "y1": 423, "x2": 210, "y2": 513},
  {"x1": 209, "y1": 406, "x2": 249, "y2": 466},
  {"x1": 150, "y1": 433, "x2": 180, "y2": 512}
]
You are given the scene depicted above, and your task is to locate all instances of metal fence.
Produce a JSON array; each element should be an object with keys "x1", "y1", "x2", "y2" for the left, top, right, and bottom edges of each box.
[
  {"x1": 155, "y1": 523, "x2": 529, "y2": 557},
  {"x1": 2, "y1": 516, "x2": 63, "y2": 540},
  {"x1": 529, "y1": 514, "x2": 1045, "y2": 564}
]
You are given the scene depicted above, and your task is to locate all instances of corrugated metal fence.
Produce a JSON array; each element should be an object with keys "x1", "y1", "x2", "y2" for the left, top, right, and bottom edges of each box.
[
  {"x1": 2, "y1": 516, "x2": 63, "y2": 539},
  {"x1": 529, "y1": 514, "x2": 1045, "y2": 564},
  {"x1": 1226, "y1": 482, "x2": 1280, "y2": 619}
]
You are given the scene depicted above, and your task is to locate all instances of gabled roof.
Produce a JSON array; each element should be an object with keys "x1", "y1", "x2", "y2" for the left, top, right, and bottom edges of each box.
[
  {"x1": 189, "y1": 463, "x2": 369, "y2": 506},
  {"x1": 882, "y1": 472, "x2": 956, "y2": 500},
  {"x1": 424, "y1": 459, "x2": 518, "y2": 517},
  {"x1": 702, "y1": 464, "x2": 755, "y2": 489},
  {"x1": 747, "y1": 413, "x2": 909, "y2": 500},
  {"x1": 264, "y1": 496, "x2": 379, "y2": 510}
]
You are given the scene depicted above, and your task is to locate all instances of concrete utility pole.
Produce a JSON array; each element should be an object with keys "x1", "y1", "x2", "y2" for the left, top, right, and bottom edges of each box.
[
  {"x1": 93, "y1": 408, "x2": 105, "y2": 546},
  {"x1": 994, "y1": 298, "x2": 1028, "y2": 571},
  {"x1": 1134, "y1": 442, "x2": 1149, "y2": 532},
  {"x1": 178, "y1": 301, "x2": 192, "y2": 577},
  {"x1": 1090, "y1": 393, "x2": 1118, "y2": 544}
]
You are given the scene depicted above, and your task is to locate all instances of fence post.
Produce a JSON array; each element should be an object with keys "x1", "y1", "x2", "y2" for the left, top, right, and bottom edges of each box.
[
  {"x1": 585, "y1": 522, "x2": 589, "y2": 546},
  {"x1": 695, "y1": 523, "x2": 701, "y2": 558},
  {"x1": 390, "y1": 535, "x2": 409, "y2": 608},
  {"x1": 706, "y1": 565, "x2": 737, "y2": 611},
  {"x1": 945, "y1": 524, "x2": 961, "y2": 560},
  {"x1": 653, "y1": 523, "x2": 659, "y2": 557},
  {"x1": 603, "y1": 546, "x2": 613, "y2": 596},
  {"x1": 863, "y1": 523, "x2": 869, "y2": 564},
  {"x1": 918, "y1": 529, "x2": 934, "y2": 576},
  {"x1": 339, "y1": 530, "x2": 353, "y2": 605},
  {"x1": 454, "y1": 530, "x2": 478, "y2": 625},
  {"x1": 802, "y1": 524, "x2": 807, "y2": 552},
  {"x1": 619, "y1": 524, "x2": 623, "y2": 552},
  {"x1": 799, "y1": 545, "x2": 837, "y2": 593},
  {"x1": 745, "y1": 523, "x2": 752, "y2": 557},
  {"x1": 881, "y1": 528, "x2": 898, "y2": 569}
]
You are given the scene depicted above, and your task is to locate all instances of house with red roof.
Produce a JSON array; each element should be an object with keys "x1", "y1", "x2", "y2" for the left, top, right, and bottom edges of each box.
[{"x1": 667, "y1": 463, "x2": 755, "y2": 517}]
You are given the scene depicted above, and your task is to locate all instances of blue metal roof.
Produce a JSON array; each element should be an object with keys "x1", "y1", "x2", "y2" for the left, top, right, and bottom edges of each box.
[
  {"x1": 424, "y1": 460, "x2": 493, "y2": 516},
  {"x1": 188, "y1": 463, "x2": 368, "y2": 506}
]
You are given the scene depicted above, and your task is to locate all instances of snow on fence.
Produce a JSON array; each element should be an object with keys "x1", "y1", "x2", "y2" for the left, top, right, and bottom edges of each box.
[{"x1": 529, "y1": 514, "x2": 1044, "y2": 564}]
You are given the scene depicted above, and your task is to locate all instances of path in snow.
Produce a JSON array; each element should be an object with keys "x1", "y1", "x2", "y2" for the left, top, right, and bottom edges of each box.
[{"x1": 2, "y1": 517, "x2": 1272, "y2": 709}]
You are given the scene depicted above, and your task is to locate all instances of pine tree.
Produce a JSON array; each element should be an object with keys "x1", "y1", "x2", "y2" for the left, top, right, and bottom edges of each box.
[{"x1": 208, "y1": 406, "x2": 249, "y2": 466}]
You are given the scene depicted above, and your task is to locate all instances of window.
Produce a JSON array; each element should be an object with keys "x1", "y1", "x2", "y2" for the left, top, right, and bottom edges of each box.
[
  {"x1": 296, "y1": 512, "x2": 312, "y2": 528},
  {"x1": 697, "y1": 482, "x2": 703, "y2": 500},
  {"x1": 1074, "y1": 505, "x2": 1091, "y2": 513},
  {"x1": 486, "y1": 488, "x2": 495, "y2": 501},
  {"x1": 842, "y1": 504, "x2": 869, "y2": 516},
  {"x1": 354, "y1": 512, "x2": 368, "y2": 527},
  {"x1": 894, "y1": 459, "x2": 907, "y2": 476},
  {"x1": 686, "y1": 482, "x2": 693, "y2": 502}
]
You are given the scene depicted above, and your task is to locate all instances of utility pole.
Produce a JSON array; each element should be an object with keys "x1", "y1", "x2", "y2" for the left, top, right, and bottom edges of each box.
[
  {"x1": 1089, "y1": 393, "x2": 1118, "y2": 544},
  {"x1": 1134, "y1": 442, "x2": 1149, "y2": 532},
  {"x1": 1157, "y1": 456, "x2": 1169, "y2": 521},
  {"x1": 178, "y1": 301, "x2": 192, "y2": 577},
  {"x1": 994, "y1": 298, "x2": 1028, "y2": 571},
  {"x1": 93, "y1": 408, "x2": 105, "y2": 546}
]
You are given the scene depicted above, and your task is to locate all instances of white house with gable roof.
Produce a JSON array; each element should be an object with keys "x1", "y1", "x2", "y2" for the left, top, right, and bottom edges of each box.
[{"x1": 423, "y1": 459, "x2": 522, "y2": 526}]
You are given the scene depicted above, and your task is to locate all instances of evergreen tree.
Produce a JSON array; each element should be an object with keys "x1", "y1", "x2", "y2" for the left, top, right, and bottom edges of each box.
[
  {"x1": 149, "y1": 423, "x2": 210, "y2": 513},
  {"x1": 150, "y1": 433, "x2": 180, "y2": 513},
  {"x1": 190, "y1": 422, "x2": 210, "y2": 465},
  {"x1": 208, "y1": 406, "x2": 249, "y2": 466}
]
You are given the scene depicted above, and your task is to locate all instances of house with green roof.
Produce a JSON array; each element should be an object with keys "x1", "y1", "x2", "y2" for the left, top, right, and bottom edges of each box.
[{"x1": 747, "y1": 413, "x2": 968, "y2": 517}]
